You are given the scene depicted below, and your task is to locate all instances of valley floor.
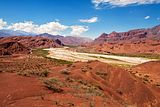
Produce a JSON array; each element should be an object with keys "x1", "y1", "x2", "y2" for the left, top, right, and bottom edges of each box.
[
  {"x1": 0, "y1": 50, "x2": 160, "y2": 107},
  {"x1": 46, "y1": 47, "x2": 157, "y2": 66}
]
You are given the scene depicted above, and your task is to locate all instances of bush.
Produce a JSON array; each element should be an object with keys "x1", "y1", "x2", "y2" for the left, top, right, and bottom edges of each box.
[
  {"x1": 60, "y1": 69, "x2": 70, "y2": 75},
  {"x1": 40, "y1": 70, "x2": 49, "y2": 77},
  {"x1": 43, "y1": 78, "x2": 63, "y2": 93},
  {"x1": 45, "y1": 84, "x2": 63, "y2": 93},
  {"x1": 17, "y1": 70, "x2": 49, "y2": 77}
]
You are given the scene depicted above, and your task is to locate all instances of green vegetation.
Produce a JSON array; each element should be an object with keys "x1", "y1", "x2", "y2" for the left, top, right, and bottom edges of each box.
[
  {"x1": 43, "y1": 78, "x2": 64, "y2": 93},
  {"x1": 32, "y1": 48, "x2": 48, "y2": 57},
  {"x1": 47, "y1": 57, "x2": 73, "y2": 65},
  {"x1": 86, "y1": 49, "x2": 160, "y2": 60},
  {"x1": 17, "y1": 70, "x2": 49, "y2": 77},
  {"x1": 112, "y1": 53, "x2": 160, "y2": 60},
  {"x1": 32, "y1": 48, "x2": 73, "y2": 65},
  {"x1": 67, "y1": 78, "x2": 105, "y2": 97},
  {"x1": 100, "y1": 56, "x2": 124, "y2": 61},
  {"x1": 45, "y1": 83, "x2": 63, "y2": 93},
  {"x1": 90, "y1": 56, "x2": 121, "y2": 61},
  {"x1": 111, "y1": 63, "x2": 133, "y2": 69},
  {"x1": 91, "y1": 53, "x2": 160, "y2": 61},
  {"x1": 89, "y1": 55, "x2": 126, "y2": 62},
  {"x1": 60, "y1": 69, "x2": 70, "y2": 75}
]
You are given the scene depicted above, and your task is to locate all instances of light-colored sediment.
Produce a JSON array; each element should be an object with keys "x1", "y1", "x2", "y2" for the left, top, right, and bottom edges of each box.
[{"x1": 45, "y1": 47, "x2": 157, "y2": 65}]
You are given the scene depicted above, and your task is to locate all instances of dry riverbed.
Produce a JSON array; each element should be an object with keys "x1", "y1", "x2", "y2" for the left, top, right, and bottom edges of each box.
[{"x1": 45, "y1": 47, "x2": 157, "y2": 65}]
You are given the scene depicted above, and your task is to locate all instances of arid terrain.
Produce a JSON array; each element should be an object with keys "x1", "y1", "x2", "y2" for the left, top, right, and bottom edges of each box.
[
  {"x1": 0, "y1": 52, "x2": 160, "y2": 107},
  {"x1": 46, "y1": 48, "x2": 156, "y2": 65},
  {"x1": 1, "y1": 0, "x2": 160, "y2": 106},
  {"x1": 82, "y1": 25, "x2": 160, "y2": 56},
  {"x1": 0, "y1": 25, "x2": 160, "y2": 107}
]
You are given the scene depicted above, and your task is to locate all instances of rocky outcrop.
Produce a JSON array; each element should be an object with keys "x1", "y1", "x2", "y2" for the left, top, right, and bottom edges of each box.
[
  {"x1": 0, "y1": 41, "x2": 30, "y2": 55},
  {"x1": 0, "y1": 36, "x2": 63, "y2": 49}
]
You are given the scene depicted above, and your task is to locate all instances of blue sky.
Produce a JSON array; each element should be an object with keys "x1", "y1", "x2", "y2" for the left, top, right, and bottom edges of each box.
[{"x1": 0, "y1": 0, "x2": 160, "y2": 38}]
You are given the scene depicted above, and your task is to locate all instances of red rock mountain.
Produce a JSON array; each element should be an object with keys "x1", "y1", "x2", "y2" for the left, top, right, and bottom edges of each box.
[
  {"x1": 0, "y1": 36, "x2": 63, "y2": 49},
  {"x1": 38, "y1": 33, "x2": 93, "y2": 46},
  {"x1": 88, "y1": 25, "x2": 160, "y2": 54},
  {"x1": 0, "y1": 41, "x2": 30, "y2": 55},
  {"x1": 94, "y1": 25, "x2": 160, "y2": 43}
]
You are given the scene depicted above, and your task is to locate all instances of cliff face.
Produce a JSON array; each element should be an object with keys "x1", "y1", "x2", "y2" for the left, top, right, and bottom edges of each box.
[
  {"x1": 89, "y1": 25, "x2": 160, "y2": 54},
  {"x1": 0, "y1": 36, "x2": 63, "y2": 49},
  {"x1": 0, "y1": 41, "x2": 30, "y2": 55},
  {"x1": 94, "y1": 25, "x2": 160, "y2": 44}
]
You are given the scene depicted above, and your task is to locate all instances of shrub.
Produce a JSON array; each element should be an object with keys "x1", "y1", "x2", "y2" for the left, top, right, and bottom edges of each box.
[
  {"x1": 17, "y1": 70, "x2": 49, "y2": 77},
  {"x1": 43, "y1": 78, "x2": 63, "y2": 93},
  {"x1": 40, "y1": 70, "x2": 49, "y2": 77},
  {"x1": 60, "y1": 69, "x2": 70, "y2": 75},
  {"x1": 45, "y1": 84, "x2": 63, "y2": 93}
]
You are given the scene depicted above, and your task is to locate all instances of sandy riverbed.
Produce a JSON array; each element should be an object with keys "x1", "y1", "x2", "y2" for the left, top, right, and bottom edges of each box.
[{"x1": 45, "y1": 47, "x2": 156, "y2": 65}]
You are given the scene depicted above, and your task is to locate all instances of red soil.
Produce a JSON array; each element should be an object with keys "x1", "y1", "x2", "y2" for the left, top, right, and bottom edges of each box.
[
  {"x1": 0, "y1": 55, "x2": 160, "y2": 107},
  {"x1": 131, "y1": 61, "x2": 160, "y2": 86},
  {"x1": 0, "y1": 72, "x2": 52, "y2": 107}
]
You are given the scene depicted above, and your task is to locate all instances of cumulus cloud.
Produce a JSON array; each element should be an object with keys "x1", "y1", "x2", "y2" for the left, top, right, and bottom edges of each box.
[
  {"x1": 70, "y1": 26, "x2": 89, "y2": 35},
  {"x1": 37, "y1": 22, "x2": 68, "y2": 35},
  {"x1": 2, "y1": 19, "x2": 88, "y2": 36},
  {"x1": 8, "y1": 21, "x2": 37, "y2": 33},
  {"x1": 7, "y1": 21, "x2": 68, "y2": 35},
  {"x1": 80, "y1": 17, "x2": 98, "y2": 23},
  {"x1": 92, "y1": 0, "x2": 160, "y2": 8},
  {"x1": 0, "y1": 19, "x2": 7, "y2": 29},
  {"x1": 144, "y1": 16, "x2": 150, "y2": 19}
]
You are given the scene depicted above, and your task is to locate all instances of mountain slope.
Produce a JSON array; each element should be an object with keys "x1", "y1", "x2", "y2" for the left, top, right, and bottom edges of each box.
[
  {"x1": 0, "y1": 36, "x2": 63, "y2": 49},
  {"x1": 88, "y1": 25, "x2": 160, "y2": 55},
  {"x1": 94, "y1": 25, "x2": 160, "y2": 43},
  {"x1": 0, "y1": 29, "x2": 36, "y2": 37},
  {"x1": 0, "y1": 41, "x2": 30, "y2": 55},
  {"x1": 38, "y1": 33, "x2": 93, "y2": 46}
]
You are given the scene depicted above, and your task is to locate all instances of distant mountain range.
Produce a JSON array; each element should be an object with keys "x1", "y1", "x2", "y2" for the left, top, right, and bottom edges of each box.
[
  {"x1": 94, "y1": 25, "x2": 160, "y2": 44},
  {"x1": 0, "y1": 29, "x2": 36, "y2": 37},
  {"x1": 37, "y1": 33, "x2": 93, "y2": 46},
  {"x1": 86, "y1": 25, "x2": 160, "y2": 55},
  {"x1": 0, "y1": 30, "x2": 93, "y2": 46}
]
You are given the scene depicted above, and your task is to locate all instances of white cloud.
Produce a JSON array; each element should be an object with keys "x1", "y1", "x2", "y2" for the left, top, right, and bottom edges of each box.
[
  {"x1": 0, "y1": 19, "x2": 7, "y2": 29},
  {"x1": 92, "y1": 0, "x2": 160, "y2": 8},
  {"x1": 8, "y1": 21, "x2": 38, "y2": 33},
  {"x1": 37, "y1": 22, "x2": 68, "y2": 35},
  {"x1": 70, "y1": 25, "x2": 89, "y2": 35},
  {"x1": 144, "y1": 16, "x2": 150, "y2": 19},
  {"x1": 1, "y1": 19, "x2": 90, "y2": 36},
  {"x1": 80, "y1": 17, "x2": 98, "y2": 23},
  {"x1": 7, "y1": 21, "x2": 68, "y2": 35}
]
